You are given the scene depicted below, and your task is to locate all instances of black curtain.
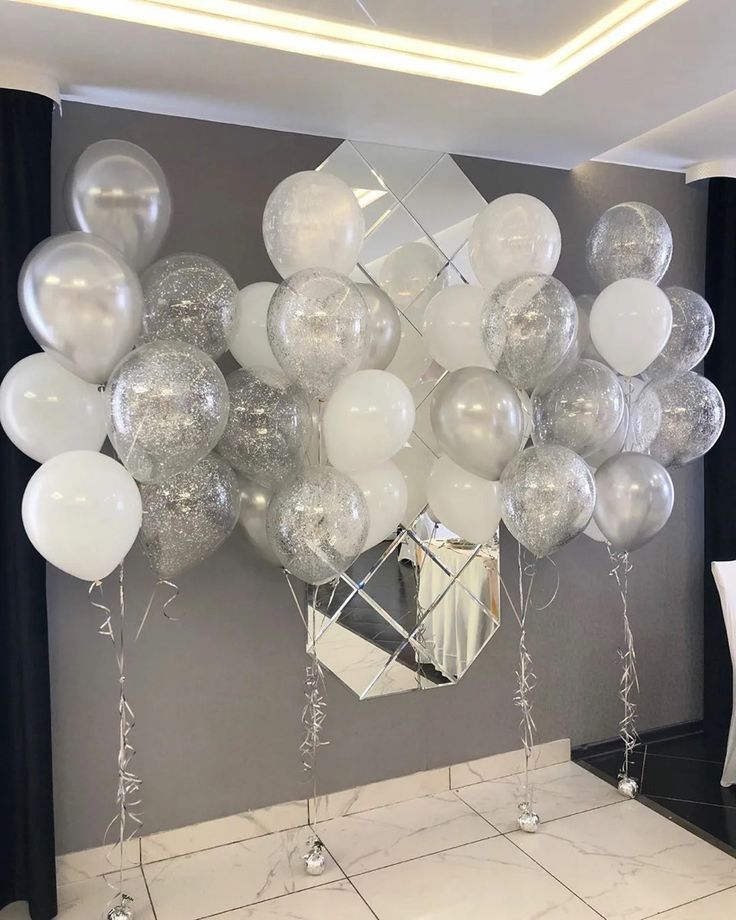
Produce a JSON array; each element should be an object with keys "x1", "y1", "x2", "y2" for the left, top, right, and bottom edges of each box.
[
  {"x1": 0, "y1": 90, "x2": 57, "y2": 919},
  {"x1": 704, "y1": 178, "x2": 736, "y2": 746}
]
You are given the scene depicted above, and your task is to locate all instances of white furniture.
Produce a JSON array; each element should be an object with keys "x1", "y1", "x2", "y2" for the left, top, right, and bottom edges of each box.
[{"x1": 710, "y1": 561, "x2": 736, "y2": 786}]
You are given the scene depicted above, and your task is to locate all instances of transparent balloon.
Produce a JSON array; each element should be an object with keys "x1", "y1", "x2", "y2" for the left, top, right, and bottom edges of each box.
[
  {"x1": 481, "y1": 273, "x2": 577, "y2": 391},
  {"x1": 501, "y1": 446, "x2": 595, "y2": 557},
  {"x1": 469, "y1": 194, "x2": 561, "y2": 292},
  {"x1": 140, "y1": 453, "x2": 241, "y2": 579},
  {"x1": 107, "y1": 339, "x2": 229, "y2": 483},
  {"x1": 267, "y1": 466, "x2": 369, "y2": 584},
  {"x1": 19, "y1": 231, "x2": 143, "y2": 384},
  {"x1": 427, "y1": 455, "x2": 501, "y2": 545},
  {"x1": 228, "y1": 282, "x2": 281, "y2": 373},
  {"x1": 376, "y1": 241, "x2": 446, "y2": 313},
  {"x1": 141, "y1": 253, "x2": 237, "y2": 359},
  {"x1": 593, "y1": 452, "x2": 673, "y2": 552},
  {"x1": 645, "y1": 287, "x2": 715, "y2": 381},
  {"x1": 65, "y1": 139, "x2": 171, "y2": 271},
  {"x1": 392, "y1": 441, "x2": 433, "y2": 526},
  {"x1": 358, "y1": 283, "x2": 401, "y2": 370},
  {"x1": 237, "y1": 476, "x2": 281, "y2": 565},
  {"x1": 263, "y1": 171, "x2": 365, "y2": 278},
  {"x1": 423, "y1": 285, "x2": 494, "y2": 371},
  {"x1": 430, "y1": 367, "x2": 525, "y2": 480},
  {"x1": 532, "y1": 359, "x2": 625, "y2": 458},
  {"x1": 216, "y1": 367, "x2": 312, "y2": 490},
  {"x1": 586, "y1": 202, "x2": 672, "y2": 290},
  {"x1": 268, "y1": 268, "x2": 369, "y2": 400},
  {"x1": 630, "y1": 371, "x2": 725, "y2": 468}
]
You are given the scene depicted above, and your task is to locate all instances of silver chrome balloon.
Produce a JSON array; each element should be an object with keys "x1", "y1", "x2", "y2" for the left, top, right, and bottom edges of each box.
[
  {"x1": 216, "y1": 367, "x2": 312, "y2": 490},
  {"x1": 65, "y1": 139, "x2": 171, "y2": 271},
  {"x1": 593, "y1": 452, "x2": 674, "y2": 552},
  {"x1": 140, "y1": 453, "x2": 240, "y2": 578},
  {"x1": 237, "y1": 476, "x2": 281, "y2": 565},
  {"x1": 358, "y1": 283, "x2": 401, "y2": 370},
  {"x1": 532, "y1": 359, "x2": 625, "y2": 458},
  {"x1": 586, "y1": 202, "x2": 672, "y2": 289},
  {"x1": 481, "y1": 274, "x2": 577, "y2": 391},
  {"x1": 19, "y1": 232, "x2": 143, "y2": 384},
  {"x1": 630, "y1": 371, "x2": 725, "y2": 468},
  {"x1": 267, "y1": 466, "x2": 369, "y2": 584},
  {"x1": 430, "y1": 366, "x2": 525, "y2": 480},
  {"x1": 141, "y1": 253, "x2": 237, "y2": 359},
  {"x1": 107, "y1": 339, "x2": 229, "y2": 483},
  {"x1": 501, "y1": 446, "x2": 595, "y2": 557},
  {"x1": 267, "y1": 268, "x2": 369, "y2": 400},
  {"x1": 645, "y1": 287, "x2": 715, "y2": 381}
]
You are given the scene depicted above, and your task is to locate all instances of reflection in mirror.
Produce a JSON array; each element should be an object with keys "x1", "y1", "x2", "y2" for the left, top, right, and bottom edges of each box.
[{"x1": 312, "y1": 140, "x2": 500, "y2": 698}]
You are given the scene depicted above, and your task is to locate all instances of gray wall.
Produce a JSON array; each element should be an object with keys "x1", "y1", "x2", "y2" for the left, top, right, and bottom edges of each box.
[{"x1": 48, "y1": 103, "x2": 707, "y2": 854}]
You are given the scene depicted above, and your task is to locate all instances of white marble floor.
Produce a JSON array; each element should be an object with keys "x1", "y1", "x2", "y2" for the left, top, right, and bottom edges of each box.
[{"x1": 4, "y1": 763, "x2": 736, "y2": 919}]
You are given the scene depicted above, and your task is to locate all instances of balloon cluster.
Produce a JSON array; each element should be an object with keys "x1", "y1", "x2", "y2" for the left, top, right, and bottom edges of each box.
[{"x1": 1, "y1": 138, "x2": 724, "y2": 588}]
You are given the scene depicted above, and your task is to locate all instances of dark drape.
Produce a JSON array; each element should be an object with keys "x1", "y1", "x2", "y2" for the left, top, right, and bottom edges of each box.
[
  {"x1": 0, "y1": 89, "x2": 57, "y2": 919},
  {"x1": 704, "y1": 178, "x2": 736, "y2": 745}
]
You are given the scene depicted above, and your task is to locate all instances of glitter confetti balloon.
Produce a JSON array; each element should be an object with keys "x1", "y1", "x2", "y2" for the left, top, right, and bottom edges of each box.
[
  {"x1": 645, "y1": 286, "x2": 715, "y2": 381},
  {"x1": 216, "y1": 367, "x2": 312, "y2": 490},
  {"x1": 586, "y1": 202, "x2": 672, "y2": 290},
  {"x1": 630, "y1": 371, "x2": 725, "y2": 468},
  {"x1": 141, "y1": 253, "x2": 237, "y2": 358},
  {"x1": 532, "y1": 359, "x2": 625, "y2": 458},
  {"x1": 481, "y1": 273, "x2": 578, "y2": 391},
  {"x1": 267, "y1": 466, "x2": 369, "y2": 584},
  {"x1": 107, "y1": 339, "x2": 229, "y2": 483},
  {"x1": 140, "y1": 453, "x2": 240, "y2": 578},
  {"x1": 267, "y1": 268, "x2": 369, "y2": 399},
  {"x1": 501, "y1": 446, "x2": 595, "y2": 557}
]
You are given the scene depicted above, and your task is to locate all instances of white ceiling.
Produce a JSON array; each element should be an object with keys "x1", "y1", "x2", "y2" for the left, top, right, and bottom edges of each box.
[{"x1": 2, "y1": 0, "x2": 736, "y2": 172}]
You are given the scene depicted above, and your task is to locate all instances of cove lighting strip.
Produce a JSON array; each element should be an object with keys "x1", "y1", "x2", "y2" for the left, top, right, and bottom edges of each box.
[{"x1": 11, "y1": 0, "x2": 689, "y2": 95}]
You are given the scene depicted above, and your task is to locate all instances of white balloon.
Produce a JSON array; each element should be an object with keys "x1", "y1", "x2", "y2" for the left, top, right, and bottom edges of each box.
[
  {"x1": 392, "y1": 442, "x2": 433, "y2": 525},
  {"x1": 227, "y1": 282, "x2": 280, "y2": 372},
  {"x1": 376, "y1": 241, "x2": 446, "y2": 312},
  {"x1": 385, "y1": 323, "x2": 433, "y2": 389},
  {"x1": 22, "y1": 451, "x2": 142, "y2": 581},
  {"x1": 427, "y1": 455, "x2": 501, "y2": 544},
  {"x1": 323, "y1": 370, "x2": 415, "y2": 472},
  {"x1": 262, "y1": 171, "x2": 365, "y2": 278},
  {"x1": 423, "y1": 285, "x2": 494, "y2": 371},
  {"x1": 469, "y1": 194, "x2": 561, "y2": 291},
  {"x1": 350, "y1": 462, "x2": 408, "y2": 550},
  {"x1": 590, "y1": 279, "x2": 672, "y2": 376},
  {"x1": 0, "y1": 353, "x2": 107, "y2": 462}
]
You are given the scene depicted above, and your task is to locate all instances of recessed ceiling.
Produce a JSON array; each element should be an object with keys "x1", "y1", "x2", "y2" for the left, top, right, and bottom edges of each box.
[{"x1": 3, "y1": 0, "x2": 736, "y2": 172}]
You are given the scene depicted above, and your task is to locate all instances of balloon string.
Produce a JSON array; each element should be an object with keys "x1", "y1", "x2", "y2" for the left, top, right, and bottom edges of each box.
[
  {"x1": 90, "y1": 566, "x2": 142, "y2": 917},
  {"x1": 608, "y1": 547, "x2": 639, "y2": 780},
  {"x1": 511, "y1": 544, "x2": 538, "y2": 820},
  {"x1": 135, "y1": 579, "x2": 181, "y2": 642}
]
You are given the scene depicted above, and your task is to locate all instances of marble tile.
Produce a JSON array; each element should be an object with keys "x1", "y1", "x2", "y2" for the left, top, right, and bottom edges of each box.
[
  {"x1": 451, "y1": 738, "x2": 571, "y2": 788},
  {"x1": 352, "y1": 836, "x2": 600, "y2": 919},
  {"x1": 141, "y1": 799, "x2": 308, "y2": 863},
  {"x1": 209, "y1": 881, "x2": 376, "y2": 919},
  {"x1": 144, "y1": 826, "x2": 343, "y2": 920},
  {"x1": 313, "y1": 767, "x2": 450, "y2": 822},
  {"x1": 56, "y1": 838, "x2": 141, "y2": 884},
  {"x1": 652, "y1": 885, "x2": 736, "y2": 918},
  {"x1": 511, "y1": 799, "x2": 736, "y2": 920},
  {"x1": 55, "y1": 869, "x2": 154, "y2": 919},
  {"x1": 457, "y1": 761, "x2": 622, "y2": 832},
  {"x1": 0, "y1": 904, "x2": 30, "y2": 919},
  {"x1": 318, "y1": 790, "x2": 495, "y2": 875}
]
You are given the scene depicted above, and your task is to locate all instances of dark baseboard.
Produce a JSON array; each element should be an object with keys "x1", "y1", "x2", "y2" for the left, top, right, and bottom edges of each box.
[{"x1": 572, "y1": 719, "x2": 704, "y2": 761}]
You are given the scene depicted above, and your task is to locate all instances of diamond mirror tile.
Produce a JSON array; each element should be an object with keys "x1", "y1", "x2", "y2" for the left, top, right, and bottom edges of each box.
[{"x1": 316, "y1": 141, "x2": 496, "y2": 698}]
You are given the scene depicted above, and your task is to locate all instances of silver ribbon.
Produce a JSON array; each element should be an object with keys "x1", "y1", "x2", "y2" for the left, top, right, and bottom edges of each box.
[
  {"x1": 89, "y1": 565, "x2": 142, "y2": 918},
  {"x1": 608, "y1": 548, "x2": 640, "y2": 781},
  {"x1": 135, "y1": 578, "x2": 181, "y2": 642}
]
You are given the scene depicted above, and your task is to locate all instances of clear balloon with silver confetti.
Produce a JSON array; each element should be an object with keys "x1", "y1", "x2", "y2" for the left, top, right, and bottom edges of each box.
[
  {"x1": 139, "y1": 453, "x2": 241, "y2": 579},
  {"x1": 481, "y1": 273, "x2": 578, "y2": 391},
  {"x1": 267, "y1": 465, "x2": 369, "y2": 584},
  {"x1": 107, "y1": 339, "x2": 229, "y2": 483},
  {"x1": 645, "y1": 286, "x2": 715, "y2": 381},
  {"x1": 216, "y1": 367, "x2": 312, "y2": 490},
  {"x1": 500, "y1": 446, "x2": 596, "y2": 557},
  {"x1": 267, "y1": 268, "x2": 369, "y2": 399},
  {"x1": 630, "y1": 371, "x2": 725, "y2": 467},
  {"x1": 586, "y1": 202, "x2": 672, "y2": 289},
  {"x1": 141, "y1": 253, "x2": 237, "y2": 358}
]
